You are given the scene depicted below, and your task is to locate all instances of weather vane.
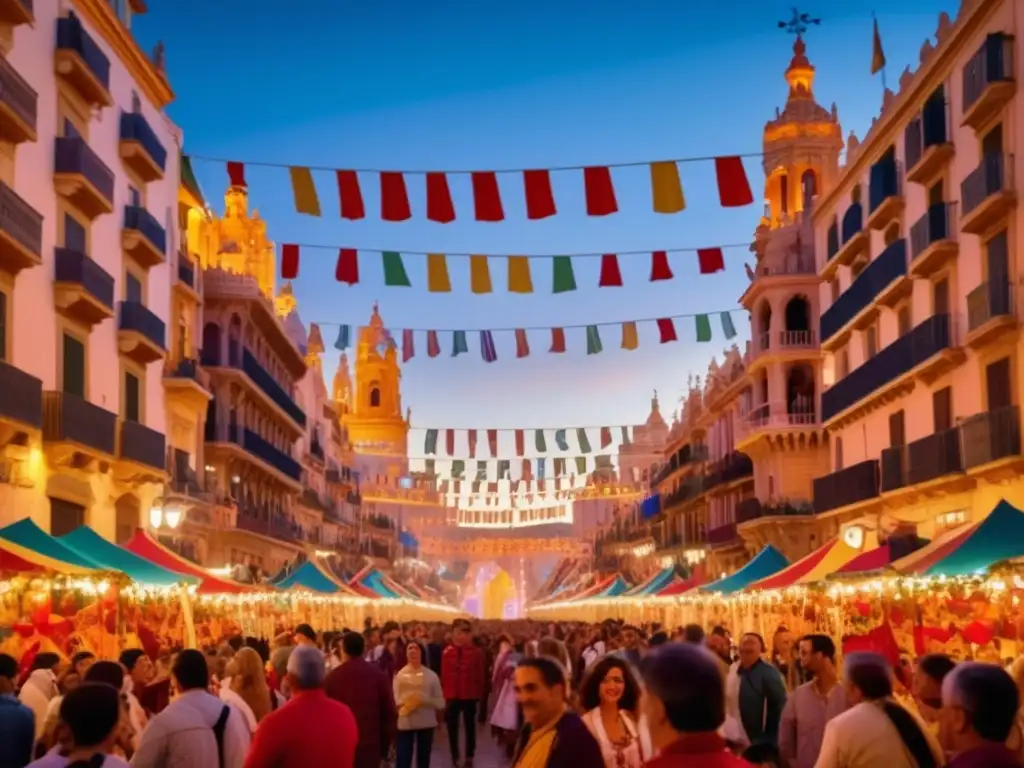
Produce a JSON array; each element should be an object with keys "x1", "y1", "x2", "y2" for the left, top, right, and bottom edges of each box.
[{"x1": 778, "y1": 7, "x2": 821, "y2": 37}]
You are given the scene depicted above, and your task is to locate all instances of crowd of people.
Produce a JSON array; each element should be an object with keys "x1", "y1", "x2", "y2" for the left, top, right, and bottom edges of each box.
[{"x1": 0, "y1": 618, "x2": 1021, "y2": 768}]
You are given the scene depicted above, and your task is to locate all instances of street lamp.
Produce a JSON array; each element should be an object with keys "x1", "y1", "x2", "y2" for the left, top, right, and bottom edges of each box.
[{"x1": 149, "y1": 497, "x2": 185, "y2": 530}]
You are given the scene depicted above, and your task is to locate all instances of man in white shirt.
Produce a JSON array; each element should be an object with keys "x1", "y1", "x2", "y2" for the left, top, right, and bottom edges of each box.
[{"x1": 131, "y1": 649, "x2": 250, "y2": 768}]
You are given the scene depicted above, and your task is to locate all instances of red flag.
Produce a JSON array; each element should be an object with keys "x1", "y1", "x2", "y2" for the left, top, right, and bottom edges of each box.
[
  {"x1": 426, "y1": 330, "x2": 441, "y2": 358},
  {"x1": 697, "y1": 247, "x2": 725, "y2": 274},
  {"x1": 471, "y1": 172, "x2": 504, "y2": 221},
  {"x1": 514, "y1": 329, "x2": 530, "y2": 358},
  {"x1": 714, "y1": 156, "x2": 754, "y2": 208},
  {"x1": 598, "y1": 254, "x2": 623, "y2": 287},
  {"x1": 523, "y1": 169, "x2": 556, "y2": 219},
  {"x1": 650, "y1": 251, "x2": 673, "y2": 281},
  {"x1": 337, "y1": 171, "x2": 365, "y2": 220},
  {"x1": 401, "y1": 329, "x2": 415, "y2": 362},
  {"x1": 335, "y1": 249, "x2": 359, "y2": 284},
  {"x1": 549, "y1": 328, "x2": 566, "y2": 353},
  {"x1": 380, "y1": 172, "x2": 412, "y2": 221},
  {"x1": 426, "y1": 172, "x2": 455, "y2": 223},
  {"x1": 468, "y1": 430, "x2": 478, "y2": 458},
  {"x1": 487, "y1": 429, "x2": 498, "y2": 457},
  {"x1": 657, "y1": 318, "x2": 678, "y2": 343},
  {"x1": 515, "y1": 430, "x2": 525, "y2": 457},
  {"x1": 600, "y1": 427, "x2": 612, "y2": 448},
  {"x1": 226, "y1": 161, "x2": 246, "y2": 188},
  {"x1": 445, "y1": 429, "x2": 455, "y2": 456},
  {"x1": 280, "y1": 244, "x2": 299, "y2": 279},
  {"x1": 583, "y1": 166, "x2": 617, "y2": 216}
]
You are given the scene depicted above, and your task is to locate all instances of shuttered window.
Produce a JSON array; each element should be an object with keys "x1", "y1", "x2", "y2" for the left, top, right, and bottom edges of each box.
[
  {"x1": 897, "y1": 305, "x2": 912, "y2": 336},
  {"x1": 933, "y1": 277, "x2": 950, "y2": 315},
  {"x1": 64, "y1": 214, "x2": 86, "y2": 252},
  {"x1": 62, "y1": 333, "x2": 85, "y2": 397},
  {"x1": 0, "y1": 289, "x2": 7, "y2": 362},
  {"x1": 125, "y1": 272, "x2": 143, "y2": 304},
  {"x1": 124, "y1": 371, "x2": 140, "y2": 422},
  {"x1": 986, "y1": 357, "x2": 1012, "y2": 410},
  {"x1": 932, "y1": 386, "x2": 953, "y2": 432},
  {"x1": 889, "y1": 410, "x2": 906, "y2": 447}
]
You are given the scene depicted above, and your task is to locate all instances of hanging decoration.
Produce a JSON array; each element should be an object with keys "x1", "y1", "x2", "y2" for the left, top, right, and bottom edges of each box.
[
  {"x1": 188, "y1": 151, "x2": 756, "y2": 223},
  {"x1": 274, "y1": 242, "x2": 737, "y2": 291},
  {"x1": 417, "y1": 424, "x2": 633, "y2": 459},
  {"x1": 325, "y1": 308, "x2": 740, "y2": 361}
]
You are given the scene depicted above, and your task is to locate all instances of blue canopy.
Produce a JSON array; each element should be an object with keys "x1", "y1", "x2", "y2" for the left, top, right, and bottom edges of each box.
[
  {"x1": 358, "y1": 567, "x2": 400, "y2": 599},
  {"x1": 60, "y1": 527, "x2": 195, "y2": 588},
  {"x1": 922, "y1": 499, "x2": 1024, "y2": 576},
  {"x1": 593, "y1": 575, "x2": 630, "y2": 598},
  {"x1": 273, "y1": 561, "x2": 342, "y2": 594},
  {"x1": 624, "y1": 566, "x2": 677, "y2": 596},
  {"x1": 0, "y1": 519, "x2": 104, "y2": 571},
  {"x1": 640, "y1": 495, "x2": 662, "y2": 520},
  {"x1": 701, "y1": 545, "x2": 789, "y2": 594}
]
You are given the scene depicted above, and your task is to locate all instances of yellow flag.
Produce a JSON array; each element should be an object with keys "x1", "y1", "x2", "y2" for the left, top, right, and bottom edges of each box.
[
  {"x1": 470, "y1": 255, "x2": 493, "y2": 294},
  {"x1": 289, "y1": 166, "x2": 321, "y2": 216},
  {"x1": 426, "y1": 254, "x2": 451, "y2": 292},
  {"x1": 871, "y1": 17, "x2": 886, "y2": 75},
  {"x1": 650, "y1": 161, "x2": 685, "y2": 214},
  {"x1": 507, "y1": 257, "x2": 534, "y2": 293},
  {"x1": 620, "y1": 321, "x2": 639, "y2": 350}
]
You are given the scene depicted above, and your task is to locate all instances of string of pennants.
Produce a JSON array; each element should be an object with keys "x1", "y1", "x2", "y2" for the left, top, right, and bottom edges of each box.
[
  {"x1": 194, "y1": 152, "x2": 757, "y2": 223},
  {"x1": 278, "y1": 241, "x2": 738, "y2": 289},
  {"x1": 326, "y1": 308, "x2": 738, "y2": 362},
  {"x1": 420, "y1": 425, "x2": 629, "y2": 457},
  {"x1": 422, "y1": 454, "x2": 614, "y2": 482}
]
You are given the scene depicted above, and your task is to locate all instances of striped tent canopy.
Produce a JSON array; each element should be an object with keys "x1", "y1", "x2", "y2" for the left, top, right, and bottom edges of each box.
[
  {"x1": 570, "y1": 574, "x2": 620, "y2": 602},
  {"x1": 831, "y1": 534, "x2": 930, "y2": 578},
  {"x1": 0, "y1": 532, "x2": 101, "y2": 575},
  {"x1": 350, "y1": 565, "x2": 401, "y2": 599},
  {"x1": 273, "y1": 560, "x2": 353, "y2": 594},
  {"x1": 748, "y1": 538, "x2": 860, "y2": 591},
  {"x1": 575, "y1": 574, "x2": 630, "y2": 600},
  {"x1": 0, "y1": 519, "x2": 105, "y2": 574},
  {"x1": 894, "y1": 500, "x2": 1024, "y2": 577},
  {"x1": 656, "y1": 574, "x2": 704, "y2": 596},
  {"x1": 123, "y1": 531, "x2": 258, "y2": 594},
  {"x1": 624, "y1": 567, "x2": 679, "y2": 597},
  {"x1": 700, "y1": 545, "x2": 789, "y2": 595},
  {"x1": 60, "y1": 527, "x2": 195, "y2": 588}
]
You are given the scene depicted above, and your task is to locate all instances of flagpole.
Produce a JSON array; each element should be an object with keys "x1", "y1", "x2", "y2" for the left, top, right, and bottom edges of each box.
[{"x1": 873, "y1": 11, "x2": 887, "y2": 94}]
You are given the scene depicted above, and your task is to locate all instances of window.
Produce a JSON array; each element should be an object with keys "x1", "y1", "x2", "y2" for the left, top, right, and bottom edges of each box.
[
  {"x1": 889, "y1": 410, "x2": 906, "y2": 447},
  {"x1": 369, "y1": 387, "x2": 380, "y2": 408},
  {"x1": 986, "y1": 357, "x2": 1012, "y2": 411},
  {"x1": 933, "y1": 277, "x2": 950, "y2": 315},
  {"x1": 124, "y1": 371, "x2": 140, "y2": 422},
  {"x1": 927, "y1": 180, "x2": 943, "y2": 206},
  {"x1": 897, "y1": 304, "x2": 912, "y2": 336},
  {"x1": 835, "y1": 437, "x2": 844, "y2": 470},
  {"x1": 0, "y1": 289, "x2": 6, "y2": 362},
  {"x1": 779, "y1": 173, "x2": 789, "y2": 215},
  {"x1": 61, "y1": 119, "x2": 80, "y2": 139},
  {"x1": 128, "y1": 186, "x2": 141, "y2": 207},
  {"x1": 986, "y1": 230, "x2": 1009, "y2": 282},
  {"x1": 125, "y1": 272, "x2": 142, "y2": 303},
  {"x1": 62, "y1": 333, "x2": 86, "y2": 397},
  {"x1": 932, "y1": 386, "x2": 953, "y2": 432},
  {"x1": 982, "y1": 122, "x2": 1004, "y2": 157},
  {"x1": 63, "y1": 214, "x2": 86, "y2": 252},
  {"x1": 865, "y1": 324, "x2": 878, "y2": 359},
  {"x1": 49, "y1": 498, "x2": 85, "y2": 537}
]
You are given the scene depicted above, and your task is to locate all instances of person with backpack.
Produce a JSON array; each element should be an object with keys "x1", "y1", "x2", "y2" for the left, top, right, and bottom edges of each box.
[{"x1": 131, "y1": 650, "x2": 250, "y2": 768}]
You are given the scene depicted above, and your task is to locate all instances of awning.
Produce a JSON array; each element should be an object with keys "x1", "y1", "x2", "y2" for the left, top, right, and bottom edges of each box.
[
  {"x1": 123, "y1": 531, "x2": 257, "y2": 594},
  {"x1": 0, "y1": 519, "x2": 105, "y2": 574},
  {"x1": 595, "y1": 575, "x2": 630, "y2": 597},
  {"x1": 273, "y1": 560, "x2": 347, "y2": 594},
  {"x1": 350, "y1": 565, "x2": 400, "y2": 599},
  {"x1": 895, "y1": 499, "x2": 1024, "y2": 577},
  {"x1": 60, "y1": 527, "x2": 195, "y2": 588},
  {"x1": 656, "y1": 575, "x2": 703, "y2": 596},
  {"x1": 701, "y1": 545, "x2": 788, "y2": 595},
  {"x1": 832, "y1": 534, "x2": 929, "y2": 577},
  {"x1": 624, "y1": 567, "x2": 677, "y2": 597},
  {"x1": 0, "y1": 535, "x2": 99, "y2": 575},
  {"x1": 749, "y1": 538, "x2": 859, "y2": 591}
]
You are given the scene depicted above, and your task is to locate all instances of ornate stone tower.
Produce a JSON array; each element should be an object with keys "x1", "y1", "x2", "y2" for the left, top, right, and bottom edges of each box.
[
  {"x1": 341, "y1": 304, "x2": 410, "y2": 455},
  {"x1": 734, "y1": 34, "x2": 835, "y2": 560},
  {"x1": 194, "y1": 184, "x2": 276, "y2": 299}
]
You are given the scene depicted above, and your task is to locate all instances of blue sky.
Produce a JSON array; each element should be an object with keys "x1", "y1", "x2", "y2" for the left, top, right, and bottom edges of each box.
[{"x1": 136, "y1": 0, "x2": 957, "y2": 460}]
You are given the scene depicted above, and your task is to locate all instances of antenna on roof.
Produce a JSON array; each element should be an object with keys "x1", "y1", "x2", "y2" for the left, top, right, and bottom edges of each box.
[{"x1": 778, "y1": 7, "x2": 821, "y2": 36}]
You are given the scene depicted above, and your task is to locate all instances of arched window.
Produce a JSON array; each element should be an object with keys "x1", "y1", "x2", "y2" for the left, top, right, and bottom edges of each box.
[
  {"x1": 779, "y1": 173, "x2": 789, "y2": 216},
  {"x1": 370, "y1": 388, "x2": 381, "y2": 408},
  {"x1": 801, "y1": 169, "x2": 817, "y2": 210}
]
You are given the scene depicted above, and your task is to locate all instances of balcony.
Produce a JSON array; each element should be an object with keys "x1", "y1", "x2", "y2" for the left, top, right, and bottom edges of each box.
[
  {"x1": 119, "y1": 112, "x2": 167, "y2": 182},
  {"x1": 174, "y1": 254, "x2": 201, "y2": 303},
  {"x1": 117, "y1": 301, "x2": 165, "y2": 364},
  {"x1": 704, "y1": 451, "x2": 753, "y2": 492},
  {"x1": 122, "y1": 206, "x2": 166, "y2": 268},
  {"x1": 905, "y1": 97, "x2": 953, "y2": 185},
  {"x1": 53, "y1": 137, "x2": 114, "y2": 219},
  {"x1": 966, "y1": 279, "x2": 1016, "y2": 349},
  {"x1": 0, "y1": 56, "x2": 36, "y2": 144},
  {"x1": 163, "y1": 358, "x2": 212, "y2": 412},
  {"x1": 961, "y1": 405, "x2": 1023, "y2": 476},
  {"x1": 821, "y1": 202, "x2": 867, "y2": 280},
  {"x1": 241, "y1": 349, "x2": 306, "y2": 429},
  {"x1": 242, "y1": 428, "x2": 301, "y2": 482},
  {"x1": 867, "y1": 157, "x2": 904, "y2": 230},
  {"x1": 737, "y1": 499, "x2": 813, "y2": 525},
  {"x1": 54, "y1": 14, "x2": 112, "y2": 108},
  {"x1": 961, "y1": 154, "x2": 1016, "y2": 235},
  {"x1": 822, "y1": 314, "x2": 961, "y2": 426},
  {"x1": 707, "y1": 523, "x2": 738, "y2": 547},
  {"x1": 0, "y1": 182, "x2": 42, "y2": 276},
  {"x1": 961, "y1": 32, "x2": 1016, "y2": 131},
  {"x1": 813, "y1": 459, "x2": 879, "y2": 515},
  {"x1": 0, "y1": 360, "x2": 42, "y2": 431},
  {"x1": 909, "y1": 203, "x2": 958, "y2": 278},
  {"x1": 53, "y1": 248, "x2": 114, "y2": 326},
  {"x1": 42, "y1": 391, "x2": 117, "y2": 460},
  {"x1": 821, "y1": 239, "x2": 909, "y2": 350},
  {"x1": 118, "y1": 419, "x2": 166, "y2": 474},
  {"x1": 736, "y1": 402, "x2": 818, "y2": 451},
  {"x1": 0, "y1": 0, "x2": 32, "y2": 25},
  {"x1": 880, "y1": 428, "x2": 963, "y2": 495}
]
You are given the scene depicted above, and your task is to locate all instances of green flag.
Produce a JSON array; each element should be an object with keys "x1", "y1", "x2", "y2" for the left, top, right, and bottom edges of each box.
[
  {"x1": 552, "y1": 256, "x2": 577, "y2": 293},
  {"x1": 535, "y1": 430, "x2": 547, "y2": 452},
  {"x1": 695, "y1": 314, "x2": 712, "y2": 342},
  {"x1": 382, "y1": 251, "x2": 411, "y2": 286},
  {"x1": 586, "y1": 325, "x2": 602, "y2": 355}
]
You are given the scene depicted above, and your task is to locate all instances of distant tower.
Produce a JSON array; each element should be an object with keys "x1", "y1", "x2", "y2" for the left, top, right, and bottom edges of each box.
[{"x1": 198, "y1": 184, "x2": 277, "y2": 299}]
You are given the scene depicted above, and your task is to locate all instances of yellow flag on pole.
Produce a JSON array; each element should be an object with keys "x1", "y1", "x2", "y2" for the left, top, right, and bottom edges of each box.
[{"x1": 871, "y1": 17, "x2": 886, "y2": 75}]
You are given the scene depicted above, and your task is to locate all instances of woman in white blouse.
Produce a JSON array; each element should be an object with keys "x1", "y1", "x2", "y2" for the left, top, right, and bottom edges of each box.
[
  {"x1": 393, "y1": 642, "x2": 445, "y2": 768},
  {"x1": 580, "y1": 656, "x2": 651, "y2": 768}
]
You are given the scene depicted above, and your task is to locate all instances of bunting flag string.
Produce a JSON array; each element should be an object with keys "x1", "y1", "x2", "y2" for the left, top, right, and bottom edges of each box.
[
  {"x1": 276, "y1": 241, "x2": 741, "y2": 290},
  {"x1": 415, "y1": 425, "x2": 635, "y2": 458},
  {"x1": 188, "y1": 151, "x2": 757, "y2": 223},
  {"x1": 405, "y1": 455, "x2": 616, "y2": 482},
  {"x1": 328, "y1": 308, "x2": 741, "y2": 361}
]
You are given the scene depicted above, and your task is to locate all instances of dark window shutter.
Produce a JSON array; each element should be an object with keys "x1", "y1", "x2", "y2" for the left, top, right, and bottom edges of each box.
[
  {"x1": 986, "y1": 357, "x2": 1012, "y2": 410},
  {"x1": 932, "y1": 386, "x2": 953, "y2": 432},
  {"x1": 889, "y1": 410, "x2": 906, "y2": 447},
  {"x1": 126, "y1": 272, "x2": 143, "y2": 304},
  {"x1": 124, "y1": 372, "x2": 140, "y2": 422},
  {"x1": 0, "y1": 290, "x2": 7, "y2": 362},
  {"x1": 62, "y1": 334, "x2": 85, "y2": 397},
  {"x1": 64, "y1": 214, "x2": 86, "y2": 252}
]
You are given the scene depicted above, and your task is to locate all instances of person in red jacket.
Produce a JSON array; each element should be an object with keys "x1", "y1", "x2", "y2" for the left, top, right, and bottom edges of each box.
[
  {"x1": 326, "y1": 631, "x2": 396, "y2": 768},
  {"x1": 441, "y1": 618, "x2": 486, "y2": 767},
  {"x1": 244, "y1": 645, "x2": 358, "y2": 768}
]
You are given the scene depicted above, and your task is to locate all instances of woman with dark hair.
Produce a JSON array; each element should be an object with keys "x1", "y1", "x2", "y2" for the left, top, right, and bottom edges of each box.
[
  {"x1": 28, "y1": 683, "x2": 131, "y2": 768},
  {"x1": 579, "y1": 656, "x2": 650, "y2": 768}
]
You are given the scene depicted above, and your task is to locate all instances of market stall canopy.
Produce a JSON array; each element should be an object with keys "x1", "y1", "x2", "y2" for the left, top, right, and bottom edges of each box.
[
  {"x1": 123, "y1": 531, "x2": 257, "y2": 594},
  {"x1": 350, "y1": 566, "x2": 400, "y2": 599},
  {"x1": 832, "y1": 533, "x2": 929, "y2": 577},
  {"x1": 0, "y1": 519, "x2": 105, "y2": 574},
  {"x1": 749, "y1": 538, "x2": 860, "y2": 591},
  {"x1": 624, "y1": 567, "x2": 678, "y2": 597},
  {"x1": 895, "y1": 499, "x2": 1024, "y2": 577},
  {"x1": 59, "y1": 527, "x2": 195, "y2": 589},
  {"x1": 576, "y1": 574, "x2": 630, "y2": 600},
  {"x1": 273, "y1": 560, "x2": 350, "y2": 594},
  {"x1": 0, "y1": 533, "x2": 100, "y2": 575},
  {"x1": 657, "y1": 574, "x2": 704, "y2": 596},
  {"x1": 700, "y1": 545, "x2": 788, "y2": 595}
]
